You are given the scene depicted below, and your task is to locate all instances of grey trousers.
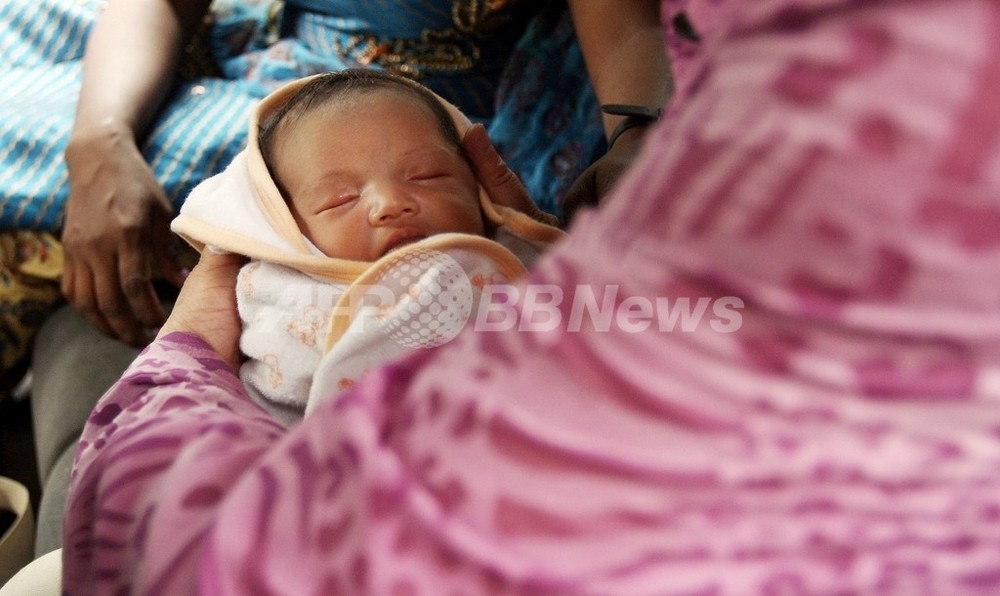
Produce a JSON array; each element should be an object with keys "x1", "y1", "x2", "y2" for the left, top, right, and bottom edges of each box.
[{"x1": 29, "y1": 306, "x2": 139, "y2": 557}]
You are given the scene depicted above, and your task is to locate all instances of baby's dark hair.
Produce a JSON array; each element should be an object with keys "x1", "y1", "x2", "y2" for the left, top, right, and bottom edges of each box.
[{"x1": 258, "y1": 69, "x2": 468, "y2": 199}]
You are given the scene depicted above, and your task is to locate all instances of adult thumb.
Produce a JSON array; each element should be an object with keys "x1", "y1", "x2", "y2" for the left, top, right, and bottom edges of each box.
[{"x1": 462, "y1": 124, "x2": 535, "y2": 214}]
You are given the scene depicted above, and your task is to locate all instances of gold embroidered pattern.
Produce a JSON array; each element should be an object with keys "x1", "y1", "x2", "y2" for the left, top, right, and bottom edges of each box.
[{"x1": 334, "y1": 0, "x2": 524, "y2": 78}]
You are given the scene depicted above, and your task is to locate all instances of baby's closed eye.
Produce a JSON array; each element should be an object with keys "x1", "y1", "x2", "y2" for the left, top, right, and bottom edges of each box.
[
  {"x1": 315, "y1": 191, "x2": 359, "y2": 214},
  {"x1": 408, "y1": 169, "x2": 452, "y2": 182}
]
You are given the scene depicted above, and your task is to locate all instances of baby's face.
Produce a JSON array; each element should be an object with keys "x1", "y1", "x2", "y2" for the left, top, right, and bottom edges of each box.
[{"x1": 273, "y1": 90, "x2": 484, "y2": 261}]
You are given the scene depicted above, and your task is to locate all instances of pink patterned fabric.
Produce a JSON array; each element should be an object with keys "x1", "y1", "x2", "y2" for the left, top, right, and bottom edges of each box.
[{"x1": 65, "y1": 0, "x2": 1000, "y2": 593}]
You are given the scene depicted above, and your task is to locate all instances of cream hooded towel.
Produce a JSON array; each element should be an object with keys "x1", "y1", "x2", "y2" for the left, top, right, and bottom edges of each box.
[{"x1": 172, "y1": 73, "x2": 565, "y2": 424}]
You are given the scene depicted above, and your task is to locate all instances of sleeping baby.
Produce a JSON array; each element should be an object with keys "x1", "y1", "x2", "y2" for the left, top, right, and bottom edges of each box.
[{"x1": 172, "y1": 69, "x2": 564, "y2": 424}]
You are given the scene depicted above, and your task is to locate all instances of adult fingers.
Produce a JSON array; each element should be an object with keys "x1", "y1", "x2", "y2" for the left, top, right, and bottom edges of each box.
[
  {"x1": 157, "y1": 249, "x2": 244, "y2": 371},
  {"x1": 118, "y1": 241, "x2": 167, "y2": 337},
  {"x1": 153, "y1": 218, "x2": 191, "y2": 290},
  {"x1": 62, "y1": 256, "x2": 118, "y2": 342},
  {"x1": 93, "y1": 253, "x2": 149, "y2": 347},
  {"x1": 463, "y1": 123, "x2": 557, "y2": 226}
]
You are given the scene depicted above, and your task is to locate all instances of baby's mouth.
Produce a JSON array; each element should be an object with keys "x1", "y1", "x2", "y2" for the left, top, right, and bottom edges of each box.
[{"x1": 383, "y1": 231, "x2": 426, "y2": 255}]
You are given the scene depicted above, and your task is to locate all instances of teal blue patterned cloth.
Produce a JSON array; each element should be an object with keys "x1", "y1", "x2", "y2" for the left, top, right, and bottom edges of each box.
[{"x1": 0, "y1": 0, "x2": 603, "y2": 230}]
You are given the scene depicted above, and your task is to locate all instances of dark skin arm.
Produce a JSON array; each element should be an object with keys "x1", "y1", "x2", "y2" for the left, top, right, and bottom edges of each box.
[
  {"x1": 62, "y1": 0, "x2": 211, "y2": 346},
  {"x1": 561, "y1": 0, "x2": 673, "y2": 224}
]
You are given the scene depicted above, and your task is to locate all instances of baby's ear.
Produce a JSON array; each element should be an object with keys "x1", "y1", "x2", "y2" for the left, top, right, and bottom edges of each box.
[{"x1": 462, "y1": 124, "x2": 558, "y2": 227}]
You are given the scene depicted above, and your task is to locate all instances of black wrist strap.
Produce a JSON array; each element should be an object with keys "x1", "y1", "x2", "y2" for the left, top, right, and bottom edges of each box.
[{"x1": 603, "y1": 104, "x2": 663, "y2": 149}]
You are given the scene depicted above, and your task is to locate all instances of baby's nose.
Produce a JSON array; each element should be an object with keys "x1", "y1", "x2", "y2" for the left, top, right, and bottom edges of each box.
[{"x1": 369, "y1": 186, "x2": 418, "y2": 223}]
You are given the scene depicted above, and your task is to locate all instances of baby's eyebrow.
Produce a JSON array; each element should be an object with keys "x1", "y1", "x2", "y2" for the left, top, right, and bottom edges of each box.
[
  {"x1": 399, "y1": 141, "x2": 461, "y2": 159},
  {"x1": 305, "y1": 168, "x2": 353, "y2": 190}
]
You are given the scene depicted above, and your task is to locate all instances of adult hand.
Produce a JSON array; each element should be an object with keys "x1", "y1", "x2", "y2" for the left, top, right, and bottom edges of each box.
[
  {"x1": 62, "y1": 128, "x2": 186, "y2": 347},
  {"x1": 156, "y1": 249, "x2": 244, "y2": 372},
  {"x1": 462, "y1": 123, "x2": 560, "y2": 228},
  {"x1": 561, "y1": 126, "x2": 650, "y2": 226}
]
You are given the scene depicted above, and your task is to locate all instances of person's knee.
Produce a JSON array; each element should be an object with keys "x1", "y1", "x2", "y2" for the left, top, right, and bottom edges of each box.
[{"x1": 30, "y1": 306, "x2": 139, "y2": 483}]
